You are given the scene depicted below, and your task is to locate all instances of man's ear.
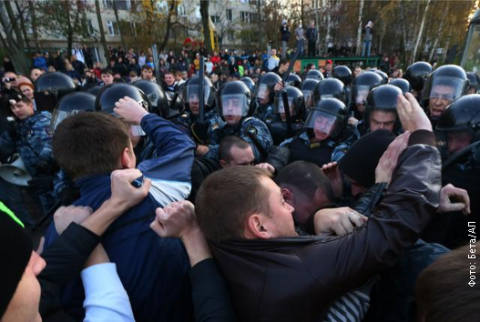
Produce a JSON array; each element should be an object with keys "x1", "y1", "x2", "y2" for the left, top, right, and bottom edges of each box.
[
  {"x1": 244, "y1": 214, "x2": 273, "y2": 239},
  {"x1": 120, "y1": 147, "x2": 135, "y2": 169},
  {"x1": 281, "y1": 188, "x2": 293, "y2": 203},
  {"x1": 219, "y1": 159, "x2": 227, "y2": 168}
]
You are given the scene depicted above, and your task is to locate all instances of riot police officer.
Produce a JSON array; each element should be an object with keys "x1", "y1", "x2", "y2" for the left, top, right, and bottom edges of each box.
[
  {"x1": 421, "y1": 64, "x2": 468, "y2": 126},
  {"x1": 34, "y1": 72, "x2": 76, "y2": 112},
  {"x1": 280, "y1": 98, "x2": 355, "y2": 166},
  {"x1": 466, "y1": 72, "x2": 480, "y2": 94},
  {"x1": 404, "y1": 61, "x2": 432, "y2": 100},
  {"x1": 349, "y1": 71, "x2": 383, "y2": 123},
  {"x1": 388, "y1": 78, "x2": 411, "y2": 94},
  {"x1": 132, "y1": 80, "x2": 168, "y2": 117},
  {"x1": 253, "y1": 72, "x2": 282, "y2": 121},
  {"x1": 300, "y1": 78, "x2": 320, "y2": 111},
  {"x1": 203, "y1": 81, "x2": 273, "y2": 163}
]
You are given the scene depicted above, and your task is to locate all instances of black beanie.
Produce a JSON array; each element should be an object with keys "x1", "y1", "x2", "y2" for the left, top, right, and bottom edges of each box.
[
  {"x1": 0, "y1": 202, "x2": 33, "y2": 319},
  {"x1": 338, "y1": 129, "x2": 396, "y2": 188}
]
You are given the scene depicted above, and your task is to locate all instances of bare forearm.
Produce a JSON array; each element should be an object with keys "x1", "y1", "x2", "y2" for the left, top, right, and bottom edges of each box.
[{"x1": 182, "y1": 226, "x2": 212, "y2": 267}]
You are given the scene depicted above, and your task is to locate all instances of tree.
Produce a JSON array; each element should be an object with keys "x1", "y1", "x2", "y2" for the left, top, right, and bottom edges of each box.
[
  {"x1": 0, "y1": 1, "x2": 28, "y2": 74},
  {"x1": 112, "y1": 0, "x2": 126, "y2": 50},
  {"x1": 35, "y1": 0, "x2": 93, "y2": 59},
  {"x1": 200, "y1": 0, "x2": 213, "y2": 55},
  {"x1": 95, "y1": 0, "x2": 109, "y2": 63}
]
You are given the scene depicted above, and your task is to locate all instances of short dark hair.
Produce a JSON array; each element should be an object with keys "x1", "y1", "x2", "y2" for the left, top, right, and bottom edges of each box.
[
  {"x1": 275, "y1": 161, "x2": 334, "y2": 202},
  {"x1": 218, "y1": 136, "x2": 250, "y2": 163},
  {"x1": 9, "y1": 93, "x2": 32, "y2": 106},
  {"x1": 141, "y1": 65, "x2": 153, "y2": 71},
  {"x1": 415, "y1": 242, "x2": 480, "y2": 322},
  {"x1": 53, "y1": 113, "x2": 130, "y2": 180},
  {"x1": 196, "y1": 166, "x2": 272, "y2": 241},
  {"x1": 279, "y1": 58, "x2": 289, "y2": 66},
  {"x1": 101, "y1": 68, "x2": 113, "y2": 75}
]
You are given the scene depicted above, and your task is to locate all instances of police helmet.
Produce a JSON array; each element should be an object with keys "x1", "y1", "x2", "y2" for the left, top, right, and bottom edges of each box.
[
  {"x1": 304, "y1": 98, "x2": 348, "y2": 139},
  {"x1": 404, "y1": 61, "x2": 432, "y2": 92},
  {"x1": 217, "y1": 80, "x2": 251, "y2": 121},
  {"x1": 51, "y1": 92, "x2": 96, "y2": 131},
  {"x1": 254, "y1": 72, "x2": 281, "y2": 105},
  {"x1": 333, "y1": 65, "x2": 353, "y2": 86},
  {"x1": 84, "y1": 85, "x2": 102, "y2": 97},
  {"x1": 273, "y1": 86, "x2": 305, "y2": 120},
  {"x1": 165, "y1": 90, "x2": 185, "y2": 118},
  {"x1": 300, "y1": 78, "x2": 320, "y2": 109},
  {"x1": 365, "y1": 85, "x2": 402, "y2": 131},
  {"x1": 34, "y1": 72, "x2": 76, "y2": 112},
  {"x1": 421, "y1": 64, "x2": 468, "y2": 108},
  {"x1": 285, "y1": 73, "x2": 302, "y2": 88},
  {"x1": 240, "y1": 76, "x2": 256, "y2": 93},
  {"x1": 132, "y1": 80, "x2": 168, "y2": 116},
  {"x1": 183, "y1": 75, "x2": 216, "y2": 113},
  {"x1": 313, "y1": 78, "x2": 346, "y2": 105},
  {"x1": 436, "y1": 94, "x2": 480, "y2": 141},
  {"x1": 373, "y1": 69, "x2": 388, "y2": 84},
  {"x1": 466, "y1": 72, "x2": 480, "y2": 94},
  {"x1": 305, "y1": 69, "x2": 324, "y2": 81},
  {"x1": 95, "y1": 83, "x2": 149, "y2": 115},
  {"x1": 351, "y1": 71, "x2": 383, "y2": 107},
  {"x1": 388, "y1": 78, "x2": 411, "y2": 94}
]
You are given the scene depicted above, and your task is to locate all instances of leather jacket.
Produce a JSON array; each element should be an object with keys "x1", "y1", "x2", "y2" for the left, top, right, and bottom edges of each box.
[{"x1": 209, "y1": 131, "x2": 441, "y2": 322}]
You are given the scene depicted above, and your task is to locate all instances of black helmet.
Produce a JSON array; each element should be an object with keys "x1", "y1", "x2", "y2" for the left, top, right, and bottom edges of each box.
[
  {"x1": 182, "y1": 75, "x2": 216, "y2": 113},
  {"x1": 132, "y1": 80, "x2": 168, "y2": 116},
  {"x1": 95, "y1": 83, "x2": 149, "y2": 114},
  {"x1": 34, "y1": 72, "x2": 76, "y2": 112},
  {"x1": 436, "y1": 94, "x2": 480, "y2": 141},
  {"x1": 373, "y1": 69, "x2": 388, "y2": 84},
  {"x1": 466, "y1": 72, "x2": 480, "y2": 94},
  {"x1": 217, "y1": 81, "x2": 251, "y2": 122},
  {"x1": 351, "y1": 71, "x2": 383, "y2": 107},
  {"x1": 84, "y1": 85, "x2": 102, "y2": 97},
  {"x1": 332, "y1": 65, "x2": 353, "y2": 86},
  {"x1": 305, "y1": 69, "x2": 324, "y2": 81},
  {"x1": 388, "y1": 78, "x2": 411, "y2": 94},
  {"x1": 365, "y1": 85, "x2": 402, "y2": 131},
  {"x1": 313, "y1": 78, "x2": 346, "y2": 105},
  {"x1": 285, "y1": 73, "x2": 302, "y2": 88},
  {"x1": 304, "y1": 98, "x2": 348, "y2": 139},
  {"x1": 165, "y1": 91, "x2": 185, "y2": 118},
  {"x1": 273, "y1": 86, "x2": 305, "y2": 120},
  {"x1": 51, "y1": 92, "x2": 95, "y2": 131},
  {"x1": 240, "y1": 76, "x2": 256, "y2": 93},
  {"x1": 421, "y1": 64, "x2": 468, "y2": 109},
  {"x1": 254, "y1": 72, "x2": 281, "y2": 105},
  {"x1": 300, "y1": 78, "x2": 320, "y2": 109},
  {"x1": 404, "y1": 61, "x2": 432, "y2": 92}
]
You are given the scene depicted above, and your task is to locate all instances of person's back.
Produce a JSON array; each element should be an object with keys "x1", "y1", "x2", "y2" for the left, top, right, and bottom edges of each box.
[{"x1": 43, "y1": 111, "x2": 195, "y2": 321}]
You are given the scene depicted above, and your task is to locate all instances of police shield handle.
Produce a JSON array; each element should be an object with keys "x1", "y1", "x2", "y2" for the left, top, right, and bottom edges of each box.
[{"x1": 397, "y1": 93, "x2": 432, "y2": 132}]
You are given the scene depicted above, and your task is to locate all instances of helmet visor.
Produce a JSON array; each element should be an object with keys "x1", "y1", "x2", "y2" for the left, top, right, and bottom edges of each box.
[
  {"x1": 221, "y1": 94, "x2": 248, "y2": 117},
  {"x1": 304, "y1": 110, "x2": 337, "y2": 136},
  {"x1": 186, "y1": 85, "x2": 211, "y2": 105},
  {"x1": 423, "y1": 76, "x2": 468, "y2": 103},
  {"x1": 256, "y1": 83, "x2": 269, "y2": 100},
  {"x1": 352, "y1": 85, "x2": 370, "y2": 104},
  {"x1": 51, "y1": 110, "x2": 84, "y2": 132},
  {"x1": 302, "y1": 90, "x2": 313, "y2": 108}
]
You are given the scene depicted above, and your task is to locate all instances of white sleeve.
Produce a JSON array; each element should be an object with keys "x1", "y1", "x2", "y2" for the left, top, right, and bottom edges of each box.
[{"x1": 82, "y1": 263, "x2": 135, "y2": 322}]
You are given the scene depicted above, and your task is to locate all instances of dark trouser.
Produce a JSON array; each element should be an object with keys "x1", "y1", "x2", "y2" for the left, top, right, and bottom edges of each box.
[{"x1": 308, "y1": 41, "x2": 316, "y2": 57}]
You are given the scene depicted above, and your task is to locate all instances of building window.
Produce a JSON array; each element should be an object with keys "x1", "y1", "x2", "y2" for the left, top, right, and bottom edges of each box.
[
  {"x1": 103, "y1": 0, "x2": 113, "y2": 9},
  {"x1": 228, "y1": 30, "x2": 235, "y2": 41},
  {"x1": 87, "y1": 19, "x2": 95, "y2": 36},
  {"x1": 226, "y1": 9, "x2": 233, "y2": 22},
  {"x1": 107, "y1": 21, "x2": 119, "y2": 36},
  {"x1": 177, "y1": 4, "x2": 186, "y2": 16},
  {"x1": 116, "y1": 0, "x2": 131, "y2": 10},
  {"x1": 211, "y1": 15, "x2": 220, "y2": 23},
  {"x1": 241, "y1": 12, "x2": 251, "y2": 23}
]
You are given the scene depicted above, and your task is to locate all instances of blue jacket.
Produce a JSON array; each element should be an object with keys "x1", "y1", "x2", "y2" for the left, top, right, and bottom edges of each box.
[{"x1": 43, "y1": 114, "x2": 196, "y2": 321}]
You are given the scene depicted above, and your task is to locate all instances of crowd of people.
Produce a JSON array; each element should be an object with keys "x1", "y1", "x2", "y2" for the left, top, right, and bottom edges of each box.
[{"x1": 0, "y1": 41, "x2": 479, "y2": 322}]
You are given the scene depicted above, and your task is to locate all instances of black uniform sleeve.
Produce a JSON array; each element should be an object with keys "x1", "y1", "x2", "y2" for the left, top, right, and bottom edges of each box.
[
  {"x1": 39, "y1": 223, "x2": 100, "y2": 317},
  {"x1": 189, "y1": 258, "x2": 237, "y2": 322}
]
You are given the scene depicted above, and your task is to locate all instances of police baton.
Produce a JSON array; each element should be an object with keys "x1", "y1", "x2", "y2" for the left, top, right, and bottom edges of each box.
[{"x1": 198, "y1": 56, "x2": 205, "y2": 122}]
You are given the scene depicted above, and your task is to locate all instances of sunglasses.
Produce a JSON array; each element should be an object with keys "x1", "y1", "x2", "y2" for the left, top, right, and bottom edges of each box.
[{"x1": 2, "y1": 77, "x2": 15, "y2": 83}]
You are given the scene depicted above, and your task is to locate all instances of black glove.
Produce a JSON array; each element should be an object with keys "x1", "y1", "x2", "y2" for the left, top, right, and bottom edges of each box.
[
  {"x1": 7, "y1": 120, "x2": 18, "y2": 141},
  {"x1": 36, "y1": 161, "x2": 56, "y2": 176},
  {"x1": 28, "y1": 175, "x2": 54, "y2": 194},
  {"x1": 191, "y1": 121, "x2": 210, "y2": 143}
]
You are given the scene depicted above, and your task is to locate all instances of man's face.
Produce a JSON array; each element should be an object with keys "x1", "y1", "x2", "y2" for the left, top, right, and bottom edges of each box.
[
  {"x1": 428, "y1": 84, "x2": 455, "y2": 118},
  {"x1": 261, "y1": 177, "x2": 297, "y2": 238},
  {"x1": 11, "y1": 101, "x2": 34, "y2": 120},
  {"x1": 1, "y1": 251, "x2": 45, "y2": 322},
  {"x1": 345, "y1": 175, "x2": 368, "y2": 198},
  {"x1": 223, "y1": 146, "x2": 255, "y2": 167},
  {"x1": 164, "y1": 74, "x2": 175, "y2": 85},
  {"x1": 313, "y1": 115, "x2": 335, "y2": 141},
  {"x1": 188, "y1": 93, "x2": 200, "y2": 115},
  {"x1": 279, "y1": 62, "x2": 289, "y2": 74},
  {"x1": 142, "y1": 69, "x2": 153, "y2": 80},
  {"x1": 223, "y1": 97, "x2": 243, "y2": 125},
  {"x1": 30, "y1": 69, "x2": 42, "y2": 82},
  {"x1": 369, "y1": 110, "x2": 396, "y2": 132},
  {"x1": 20, "y1": 85, "x2": 34, "y2": 100},
  {"x1": 271, "y1": 49, "x2": 277, "y2": 56},
  {"x1": 101, "y1": 73, "x2": 114, "y2": 85},
  {"x1": 287, "y1": 188, "x2": 330, "y2": 225},
  {"x1": 326, "y1": 63, "x2": 332, "y2": 72},
  {"x1": 447, "y1": 132, "x2": 472, "y2": 154},
  {"x1": 354, "y1": 67, "x2": 362, "y2": 77}
]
